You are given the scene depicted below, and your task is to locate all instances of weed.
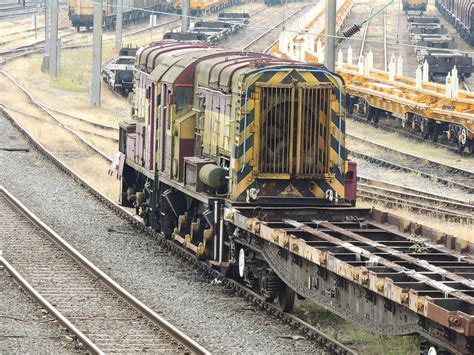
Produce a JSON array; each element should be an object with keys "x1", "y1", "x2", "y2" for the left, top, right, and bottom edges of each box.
[
  {"x1": 409, "y1": 234, "x2": 430, "y2": 253},
  {"x1": 294, "y1": 300, "x2": 420, "y2": 353}
]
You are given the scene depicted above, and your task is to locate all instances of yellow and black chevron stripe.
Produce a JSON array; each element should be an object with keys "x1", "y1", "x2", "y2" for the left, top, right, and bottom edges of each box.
[{"x1": 231, "y1": 67, "x2": 347, "y2": 203}]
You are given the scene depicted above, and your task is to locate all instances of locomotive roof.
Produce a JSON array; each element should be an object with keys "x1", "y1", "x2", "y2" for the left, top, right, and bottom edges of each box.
[
  {"x1": 137, "y1": 42, "x2": 211, "y2": 72},
  {"x1": 140, "y1": 41, "x2": 298, "y2": 90},
  {"x1": 149, "y1": 48, "x2": 223, "y2": 84}
]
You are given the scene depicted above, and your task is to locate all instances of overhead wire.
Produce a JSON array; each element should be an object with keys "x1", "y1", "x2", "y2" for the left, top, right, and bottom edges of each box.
[{"x1": 84, "y1": 0, "x2": 474, "y2": 56}]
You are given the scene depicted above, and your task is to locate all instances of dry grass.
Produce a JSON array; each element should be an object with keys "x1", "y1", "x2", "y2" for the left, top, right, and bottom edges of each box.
[{"x1": 0, "y1": 73, "x2": 119, "y2": 200}]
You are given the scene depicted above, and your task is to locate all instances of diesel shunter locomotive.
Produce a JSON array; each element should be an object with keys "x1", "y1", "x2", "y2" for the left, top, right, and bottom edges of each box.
[
  {"x1": 116, "y1": 42, "x2": 474, "y2": 353},
  {"x1": 118, "y1": 40, "x2": 354, "y2": 308}
]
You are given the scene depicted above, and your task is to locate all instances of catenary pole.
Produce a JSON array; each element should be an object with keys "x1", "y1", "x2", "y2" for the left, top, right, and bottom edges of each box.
[
  {"x1": 91, "y1": 0, "x2": 103, "y2": 107},
  {"x1": 182, "y1": 0, "x2": 189, "y2": 32},
  {"x1": 115, "y1": 0, "x2": 123, "y2": 51},
  {"x1": 49, "y1": 0, "x2": 58, "y2": 77},
  {"x1": 325, "y1": 0, "x2": 336, "y2": 71}
]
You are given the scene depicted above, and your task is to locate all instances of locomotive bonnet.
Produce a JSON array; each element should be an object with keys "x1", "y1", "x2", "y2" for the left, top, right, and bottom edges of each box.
[{"x1": 119, "y1": 41, "x2": 354, "y2": 217}]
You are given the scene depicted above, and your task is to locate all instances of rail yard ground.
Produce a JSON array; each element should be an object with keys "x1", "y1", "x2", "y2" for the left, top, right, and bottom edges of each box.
[{"x1": 0, "y1": 0, "x2": 473, "y2": 353}]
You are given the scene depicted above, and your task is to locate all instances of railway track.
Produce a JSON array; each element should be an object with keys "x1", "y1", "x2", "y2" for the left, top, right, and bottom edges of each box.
[
  {"x1": 1, "y1": 105, "x2": 118, "y2": 143},
  {"x1": 0, "y1": 4, "x2": 37, "y2": 18},
  {"x1": 0, "y1": 16, "x2": 180, "y2": 65},
  {"x1": 358, "y1": 176, "x2": 474, "y2": 222},
  {"x1": 349, "y1": 112, "x2": 464, "y2": 155},
  {"x1": 0, "y1": 105, "x2": 356, "y2": 355},
  {"x1": 0, "y1": 70, "x2": 114, "y2": 161},
  {"x1": 242, "y1": 4, "x2": 312, "y2": 52},
  {"x1": 347, "y1": 133, "x2": 474, "y2": 193},
  {"x1": 0, "y1": 185, "x2": 209, "y2": 354}
]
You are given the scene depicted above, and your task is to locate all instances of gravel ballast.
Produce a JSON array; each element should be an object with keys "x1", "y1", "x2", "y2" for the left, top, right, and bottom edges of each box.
[
  {"x1": 0, "y1": 115, "x2": 325, "y2": 353},
  {"x1": 0, "y1": 269, "x2": 81, "y2": 354}
]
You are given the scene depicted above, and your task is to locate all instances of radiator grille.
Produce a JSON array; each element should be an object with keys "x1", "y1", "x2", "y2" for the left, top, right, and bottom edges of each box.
[
  {"x1": 298, "y1": 87, "x2": 331, "y2": 176},
  {"x1": 258, "y1": 85, "x2": 331, "y2": 177},
  {"x1": 259, "y1": 86, "x2": 293, "y2": 175}
]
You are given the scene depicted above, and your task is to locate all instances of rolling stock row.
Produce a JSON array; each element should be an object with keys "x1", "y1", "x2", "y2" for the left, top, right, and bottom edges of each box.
[
  {"x1": 68, "y1": 0, "x2": 246, "y2": 31},
  {"x1": 402, "y1": 0, "x2": 428, "y2": 13},
  {"x1": 406, "y1": 15, "x2": 474, "y2": 81},
  {"x1": 435, "y1": 0, "x2": 474, "y2": 46},
  {"x1": 334, "y1": 0, "x2": 474, "y2": 154}
]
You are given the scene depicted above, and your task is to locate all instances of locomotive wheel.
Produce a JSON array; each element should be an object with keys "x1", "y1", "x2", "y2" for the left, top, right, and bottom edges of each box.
[
  {"x1": 467, "y1": 140, "x2": 474, "y2": 155},
  {"x1": 278, "y1": 284, "x2": 295, "y2": 312}
]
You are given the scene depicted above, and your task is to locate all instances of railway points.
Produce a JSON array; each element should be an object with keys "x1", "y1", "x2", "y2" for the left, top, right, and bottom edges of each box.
[{"x1": 0, "y1": 2, "x2": 472, "y2": 349}]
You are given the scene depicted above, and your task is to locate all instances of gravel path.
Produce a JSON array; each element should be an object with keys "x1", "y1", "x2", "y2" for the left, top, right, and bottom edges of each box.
[
  {"x1": 0, "y1": 269, "x2": 81, "y2": 354},
  {"x1": 0, "y1": 114, "x2": 325, "y2": 353}
]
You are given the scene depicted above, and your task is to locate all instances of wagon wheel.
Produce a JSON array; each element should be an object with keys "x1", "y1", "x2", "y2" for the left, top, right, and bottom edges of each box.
[
  {"x1": 278, "y1": 284, "x2": 295, "y2": 312},
  {"x1": 466, "y1": 140, "x2": 474, "y2": 155}
]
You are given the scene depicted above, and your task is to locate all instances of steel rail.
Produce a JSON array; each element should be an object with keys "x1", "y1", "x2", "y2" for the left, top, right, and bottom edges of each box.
[
  {"x1": 225, "y1": 277, "x2": 357, "y2": 355},
  {"x1": 349, "y1": 113, "x2": 463, "y2": 154},
  {"x1": 0, "y1": 255, "x2": 103, "y2": 354},
  {"x1": 0, "y1": 17, "x2": 180, "y2": 66},
  {"x1": 0, "y1": 70, "x2": 114, "y2": 162},
  {"x1": 41, "y1": 105, "x2": 118, "y2": 131},
  {"x1": 0, "y1": 185, "x2": 210, "y2": 355},
  {"x1": 0, "y1": 7, "x2": 36, "y2": 18},
  {"x1": 358, "y1": 176, "x2": 473, "y2": 207},
  {"x1": 357, "y1": 185, "x2": 473, "y2": 222},
  {"x1": 263, "y1": 38, "x2": 279, "y2": 54},
  {"x1": 1, "y1": 105, "x2": 118, "y2": 143},
  {"x1": 349, "y1": 149, "x2": 473, "y2": 193},
  {"x1": 347, "y1": 132, "x2": 474, "y2": 181},
  {"x1": 0, "y1": 106, "x2": 356, "y2": 355},
  {"x1": 242, "y1": 5, "x2": 311, "y2": 51}
]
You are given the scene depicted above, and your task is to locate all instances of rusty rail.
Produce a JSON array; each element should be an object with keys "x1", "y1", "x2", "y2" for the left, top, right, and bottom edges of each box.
[{"x1": 0, "y1": 185, "x2": 210, "y2": 355}]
